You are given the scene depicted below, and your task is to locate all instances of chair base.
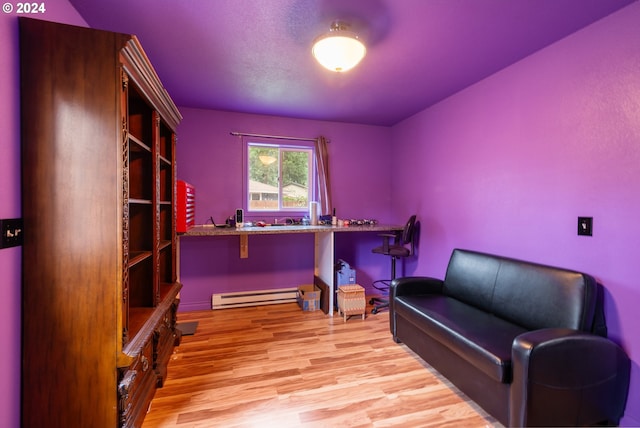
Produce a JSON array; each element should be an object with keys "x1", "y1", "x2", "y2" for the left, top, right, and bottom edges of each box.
[
  {"x1": 370, "y1": 279, "x2": 392, "y2": 314},
  {"x1": 370, "y1": 297, "x2": 388, "y2": 314}
]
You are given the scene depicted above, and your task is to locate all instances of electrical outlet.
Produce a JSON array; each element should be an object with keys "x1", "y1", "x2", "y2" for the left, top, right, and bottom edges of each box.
[
  {"x1": 1, "y1": 218, "x2": 23, "y2": 248},
  {"x1": 577, "y1": 217, "x2": 593, "y2": 236}
]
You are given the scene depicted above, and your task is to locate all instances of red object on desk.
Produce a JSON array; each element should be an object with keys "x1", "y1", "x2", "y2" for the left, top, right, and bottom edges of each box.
[{"x1": 177, "y1": 180, "x2": 195, "y2": 232}]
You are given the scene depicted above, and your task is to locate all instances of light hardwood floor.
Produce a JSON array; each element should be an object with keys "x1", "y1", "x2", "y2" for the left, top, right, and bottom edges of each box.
[{"x1": 142, "y1": 301, "x2": 502, "y2": 427}]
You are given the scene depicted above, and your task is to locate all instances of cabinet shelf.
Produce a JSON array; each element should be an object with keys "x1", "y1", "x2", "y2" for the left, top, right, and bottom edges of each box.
[
  {"x1": 130, "y1": 198, "x2": 153, "y2": 205},
  {"x1": 124, "y1": 281, "x2": 182, "y2": 357},
  {"x1": 130, "y1": 134, "x2": 152, "y2": 153},
  {"x1": 129, "y1": 251, "x2": 153, "y2": 267}
]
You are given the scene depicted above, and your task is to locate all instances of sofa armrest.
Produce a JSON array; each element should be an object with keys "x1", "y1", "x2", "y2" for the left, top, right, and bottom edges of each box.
[
  {"x1": 389, "y1": 277, "x2": 443, "y2": 340},
  {"x1": 390, "y1": 276, "x2": 443, "y2": 298},
  {"x1": 510, "y1": 328, "x2": 630, "y2": 427}
]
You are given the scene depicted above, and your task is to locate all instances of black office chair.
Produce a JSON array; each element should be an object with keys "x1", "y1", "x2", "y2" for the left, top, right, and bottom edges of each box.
[{"x1": 370, "y1": 215, "x2": 417, "y2": 314}]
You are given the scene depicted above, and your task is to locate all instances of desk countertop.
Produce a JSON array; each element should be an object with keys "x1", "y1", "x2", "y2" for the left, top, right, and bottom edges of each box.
[{"x1": 180, "y1": 223, "x2": 403, "y2": 237}]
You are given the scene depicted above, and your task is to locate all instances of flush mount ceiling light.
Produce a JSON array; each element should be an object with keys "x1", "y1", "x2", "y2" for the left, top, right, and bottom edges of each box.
[{"x1": 312, "y1": 21, "x2": 366, "y2": 72}]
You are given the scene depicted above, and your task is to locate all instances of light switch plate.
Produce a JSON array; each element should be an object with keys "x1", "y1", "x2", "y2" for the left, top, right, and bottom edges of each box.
[
  {"x1": 577, "y1": 217, "x2": 593, "y2": 236},
  {"x1": 1, "y1": 218, "x2": 23, "y2": 248}
]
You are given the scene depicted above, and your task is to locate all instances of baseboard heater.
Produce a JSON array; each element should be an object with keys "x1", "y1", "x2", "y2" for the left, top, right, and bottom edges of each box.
[{"x1": 211, "y1": 287, "x2": 298, "y2": 309}]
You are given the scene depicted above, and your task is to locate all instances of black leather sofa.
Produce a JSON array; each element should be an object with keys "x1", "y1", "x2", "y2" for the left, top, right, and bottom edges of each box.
[{"x1": 389, "y1": 249, "x2": 630, "y2": 426}]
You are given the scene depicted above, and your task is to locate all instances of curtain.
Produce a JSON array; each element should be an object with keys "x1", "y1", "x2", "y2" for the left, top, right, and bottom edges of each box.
[{"x1": 314, "y1": 136, "x2": 332, "y2": 215}]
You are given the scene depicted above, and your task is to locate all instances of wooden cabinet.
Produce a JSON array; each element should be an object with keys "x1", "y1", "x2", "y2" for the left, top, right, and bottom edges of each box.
[{"x1": 20, "y1": 18, "x2": 183, "y2": 428}]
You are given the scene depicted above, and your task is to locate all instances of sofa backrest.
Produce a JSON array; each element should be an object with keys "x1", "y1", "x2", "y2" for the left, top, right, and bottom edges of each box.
[{"x1": 443, "y1": 249, "x2": 598, "y2": 331}]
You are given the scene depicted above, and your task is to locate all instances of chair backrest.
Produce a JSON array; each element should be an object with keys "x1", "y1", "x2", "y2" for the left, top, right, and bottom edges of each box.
[{"x1": 401, "y1": 215, "x2": 417, "y2": 253}]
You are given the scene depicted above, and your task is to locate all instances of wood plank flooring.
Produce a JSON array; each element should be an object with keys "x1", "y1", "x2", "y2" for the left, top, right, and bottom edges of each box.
[{"x1": 143, "y1": 302, "x2": 502, "y2": 427}]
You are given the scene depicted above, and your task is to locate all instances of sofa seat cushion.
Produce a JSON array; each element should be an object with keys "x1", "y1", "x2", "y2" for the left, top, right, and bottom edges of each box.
[{"x1": 395, "y1": 294, "x2": 528, "y2": 383}]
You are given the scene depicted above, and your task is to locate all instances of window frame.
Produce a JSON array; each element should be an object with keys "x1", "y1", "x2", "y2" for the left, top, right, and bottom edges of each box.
[{"x1": 243, "y1": 138, "x2": 316, "y2": 217}]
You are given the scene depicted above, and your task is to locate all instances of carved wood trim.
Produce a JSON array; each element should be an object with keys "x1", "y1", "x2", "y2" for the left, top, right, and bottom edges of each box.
[{"x1": 120, "y1": 36, "x2": 182, "y2": 131}]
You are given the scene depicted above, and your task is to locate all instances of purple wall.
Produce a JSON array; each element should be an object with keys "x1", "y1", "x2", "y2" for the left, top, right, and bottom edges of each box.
[
  {"x1": 176, "y1": 108, "x2": 395, "y2": 310},
  {"x1": 176, "y1": 108, "x2": 394, "y2": 226},
  {"x1": 0, "y1": 2, "x2": 88, "y2": 427},
  {"x1": 391, "y1": 3, "x2": 640, "y2": 425},
  {"x1": 0, "y1": 14, "x2": 22, "y2": 428},
  {"x1": 3, "y1": 2, "x2": 639, "y2": 426}
]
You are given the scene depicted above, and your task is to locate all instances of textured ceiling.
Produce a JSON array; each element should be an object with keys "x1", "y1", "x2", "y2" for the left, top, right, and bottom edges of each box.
[{"x1": 69, "y1": 0, "x2": 636, "y2": 126}]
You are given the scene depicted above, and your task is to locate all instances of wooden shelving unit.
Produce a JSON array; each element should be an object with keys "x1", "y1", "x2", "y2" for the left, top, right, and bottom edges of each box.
[{"x1": 20, "y1": 18, "x2": 183, "y2": 428}]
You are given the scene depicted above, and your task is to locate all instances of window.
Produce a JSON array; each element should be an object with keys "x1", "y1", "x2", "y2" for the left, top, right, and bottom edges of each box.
[{"x1": 246, "y1": 141, "x2": 314, "y2": 213}]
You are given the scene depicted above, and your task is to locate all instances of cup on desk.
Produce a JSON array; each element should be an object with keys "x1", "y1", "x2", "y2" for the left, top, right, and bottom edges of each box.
[{"x1": 309, "y1": 201, "x2": 319, "y2": 225}]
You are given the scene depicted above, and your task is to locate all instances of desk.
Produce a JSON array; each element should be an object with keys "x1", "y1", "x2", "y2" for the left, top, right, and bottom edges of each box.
[{"x1": 181, "y1": 224, "x2": 402, "y2": 315}]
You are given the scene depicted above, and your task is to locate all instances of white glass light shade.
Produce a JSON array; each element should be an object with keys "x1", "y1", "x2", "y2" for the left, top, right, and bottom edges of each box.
[{"x1": 312, "y1": 25, "x2": 366, "y2": 72}]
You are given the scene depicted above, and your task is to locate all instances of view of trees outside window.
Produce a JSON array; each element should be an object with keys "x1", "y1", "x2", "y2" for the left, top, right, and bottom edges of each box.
[{"x1": 248, "y1": 143, "x2": 313, "y2": 211}]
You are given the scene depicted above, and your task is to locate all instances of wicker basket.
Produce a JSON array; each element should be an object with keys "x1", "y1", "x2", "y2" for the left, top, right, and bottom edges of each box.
[{"x1": 337, "y1": 284, "x2": 366, "y2": 321}]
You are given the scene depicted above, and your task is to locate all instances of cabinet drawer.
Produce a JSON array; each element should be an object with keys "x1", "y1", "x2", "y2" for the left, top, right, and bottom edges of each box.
[
  {"x1": 118, "y1": 339, "x2": 156, "y2": 427},
  {"x1": 154, "y1": 308, "x2": 177, "y2": 386},
  {"x1": 155, "y1": 309, "x2": 176, "y2": 356}
]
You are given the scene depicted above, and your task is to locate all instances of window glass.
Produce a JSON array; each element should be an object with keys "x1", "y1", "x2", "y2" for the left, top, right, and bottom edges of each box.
[{"x1": 247, "y1": 142, "x2": 314, "y2": 213}]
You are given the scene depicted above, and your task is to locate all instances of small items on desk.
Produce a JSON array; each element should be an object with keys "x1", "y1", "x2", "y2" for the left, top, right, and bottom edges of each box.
[{"x1": 201, "y1": 217, "x2": 231, "y2": 228}]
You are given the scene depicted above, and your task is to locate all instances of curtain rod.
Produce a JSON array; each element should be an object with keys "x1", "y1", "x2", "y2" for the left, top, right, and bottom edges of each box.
[{"x1": 230, "y1": 131, "x2": 328, "y2": 143}]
